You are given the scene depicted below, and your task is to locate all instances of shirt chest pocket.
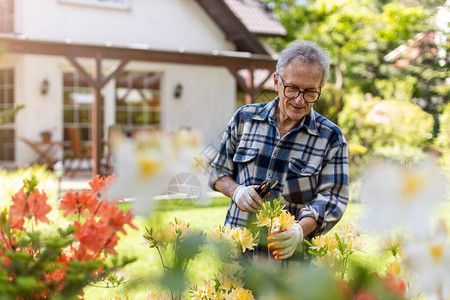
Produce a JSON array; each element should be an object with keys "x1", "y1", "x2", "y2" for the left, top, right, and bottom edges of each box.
[
  {"x1": 232, "y1": 147, "x2": 258, "y2": 184},
  {"x1": 283, "y1": 158, "x2": 321, "y2": 205}
]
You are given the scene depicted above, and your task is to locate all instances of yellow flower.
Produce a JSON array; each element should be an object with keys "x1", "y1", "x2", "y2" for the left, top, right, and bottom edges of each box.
[
  {"x1": 231, "y1": 227, "x2": 257, "y2": 253},
  {"x1": 164, "y1": 218, "x2": 190, "y2": 242},
  {"x1": 210, "y1": 225, "x2": 223, "y2": 240},
  {"x1": 313, "y1": 251, "x2": 340, "y2": 268},
  {"x1": 147, "y1": 291, "x2": 171, "y2": 300},
  {"x1": 378, "y1": 234, "x2": 403, "y2": 258},
  {"x1": 311, "y1": 234, "x2": 338, "y2": 252},
  {"x1": 216, "y1": 275, "x2": 234, "y2": 291},
  {"x1": 214, "y1": 291, "x2": 227, "y2": 300},
  {"x1": 225, "y1": 287, "x2": 254, "y2": 300},
  {"x1": 337, "y1": 223, "x2": 357, "y2": 240},
  {"x1": 277, "y1": 210, "x2": 297, "y2": 231},
  {"x1": 219, "y1": 262, "x2": 243, "y2": 278},
  {"x1": 190, "y1": 280, "x2": 216, "y2": 300},
  {"x1": 254, "y1": 214, "x2": 273, "y2": 228},
  {"x1": 385, "y1": 260, "x2": 402, "y2": 277},
  {"x1": 347, "y1": 236, "x2": 365, "y2": 252}
]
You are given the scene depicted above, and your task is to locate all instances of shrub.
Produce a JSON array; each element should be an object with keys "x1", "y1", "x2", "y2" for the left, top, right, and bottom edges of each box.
[{"x1": 338, "y1": 92, "x2": 434, "y2": 164}]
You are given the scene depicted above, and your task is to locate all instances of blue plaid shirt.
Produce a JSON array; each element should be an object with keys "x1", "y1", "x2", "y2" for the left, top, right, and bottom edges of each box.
[{"x1": 209, "y1": 98, "x2": 349, "y2": 237}]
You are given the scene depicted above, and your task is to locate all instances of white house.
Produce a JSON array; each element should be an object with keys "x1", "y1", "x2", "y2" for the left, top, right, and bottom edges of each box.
[{"x1": 0, "y1": 0, "x2": 286, "y2": 174}]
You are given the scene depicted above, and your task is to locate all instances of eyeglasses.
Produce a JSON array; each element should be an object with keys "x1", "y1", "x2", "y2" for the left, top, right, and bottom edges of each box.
[{"x1": 278, "y1": 75, "x2": 321, "y2": 103}]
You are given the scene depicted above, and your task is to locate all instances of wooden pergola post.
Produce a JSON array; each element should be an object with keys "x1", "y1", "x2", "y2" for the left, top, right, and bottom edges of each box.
[
  {"x1": 66, "y1": 54, "x2": 129, "y2": 176},
  {"x1": 228, "y1": 66, "x2": 275, "y2": 104}
]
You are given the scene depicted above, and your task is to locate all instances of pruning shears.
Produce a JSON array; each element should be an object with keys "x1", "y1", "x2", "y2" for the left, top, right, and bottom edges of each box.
[{"x1": 255, "y1": 178, "x2": 279, "y2": 199}]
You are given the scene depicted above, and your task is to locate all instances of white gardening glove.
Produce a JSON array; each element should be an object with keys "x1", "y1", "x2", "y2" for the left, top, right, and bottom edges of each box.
[
  {"x1": 232, "y1": 185, "x2": 263, "y2": 212},
  {"x1": 267, "y1": 223, "x2": 303, "y2": 260}
]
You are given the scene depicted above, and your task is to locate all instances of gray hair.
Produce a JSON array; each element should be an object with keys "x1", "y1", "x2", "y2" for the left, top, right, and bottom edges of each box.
[{"x1": 276, "y1": 40, "x2": 331, "y2": 87}]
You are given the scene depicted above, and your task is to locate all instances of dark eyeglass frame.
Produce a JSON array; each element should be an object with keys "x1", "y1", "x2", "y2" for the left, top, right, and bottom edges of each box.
[{"x1": 278, "y1": 75, "x2": 321, "y2": 103}]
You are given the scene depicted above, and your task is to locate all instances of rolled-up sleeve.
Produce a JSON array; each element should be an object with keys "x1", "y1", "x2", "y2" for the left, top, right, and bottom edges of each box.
[{"x1": 298, "y1": 141, "x2": 349, "y2": 236}]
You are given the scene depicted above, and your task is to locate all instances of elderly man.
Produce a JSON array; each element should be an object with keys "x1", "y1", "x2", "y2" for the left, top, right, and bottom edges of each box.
[{"x1": 209, "y1": 41, "x2": 349, "y2": 260}]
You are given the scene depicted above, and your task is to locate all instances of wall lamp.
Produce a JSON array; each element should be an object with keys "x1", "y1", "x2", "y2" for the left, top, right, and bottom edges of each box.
[
  {"x1": 174, "y1": 83, "x2": 183, "y2": 99},
  {"x1": 40, "y1": 79, "x2": 49, "y2": 95}
]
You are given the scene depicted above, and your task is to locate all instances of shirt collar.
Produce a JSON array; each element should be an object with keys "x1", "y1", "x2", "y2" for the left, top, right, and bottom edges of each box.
[{"x1": 252, "y1": 97, "x2": 319, "y2": 136}]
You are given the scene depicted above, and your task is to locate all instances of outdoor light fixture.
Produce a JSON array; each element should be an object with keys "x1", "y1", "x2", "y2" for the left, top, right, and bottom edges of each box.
[
  {"x1": 174, "y1": 83, "x2": 183, "y2": 99},
  {"x1": 40, "y1": 79, "x2": 49, "y2": 95}
]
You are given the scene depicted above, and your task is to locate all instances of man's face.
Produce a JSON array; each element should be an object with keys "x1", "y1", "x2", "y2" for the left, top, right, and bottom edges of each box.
[{"x1": 274, "y1": 59, "x2": 323, "y2": 123}]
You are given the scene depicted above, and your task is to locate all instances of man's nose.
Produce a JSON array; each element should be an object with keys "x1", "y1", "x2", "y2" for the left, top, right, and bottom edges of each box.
[{"x1": 294, "y1": 92, "x2": 305, "y2": 104}]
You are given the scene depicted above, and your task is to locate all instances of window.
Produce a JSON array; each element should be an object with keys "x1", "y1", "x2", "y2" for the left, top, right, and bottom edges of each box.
[
  {"x1": 0, "y1": 69, "x2": 14, "y2": 162},
  {"x1": 0, "y1": 0, "x2": 14, "y2": 33},
  {"x1": 59, "y1": 0, "x2": 130, "y2": 10},
  {"x1": 62, "y1": 72, "x2": 104, "y2": 152},
  {"x1": 115, "y1": 72, "x2": 161, "y2": 134}
]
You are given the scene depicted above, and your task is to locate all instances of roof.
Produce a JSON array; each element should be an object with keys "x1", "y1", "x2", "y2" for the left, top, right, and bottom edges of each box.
[
  {"x1": 224, "y1": 0, "x2": 287, "y2": 37},
  {"x1": 384, "y1": 31, "x2": 438, "y2": 68},
  {"x1": 194, "y1": 0, "x2": 286, "y2": 55}
]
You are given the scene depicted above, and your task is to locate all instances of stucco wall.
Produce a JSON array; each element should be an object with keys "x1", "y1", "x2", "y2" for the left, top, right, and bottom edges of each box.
[
  {"x1": 0, "y1": 54, "x2": 235, "y2": 166},
  {"x1": 17, "y1": 0, "x2": 235, "y2": 53}
]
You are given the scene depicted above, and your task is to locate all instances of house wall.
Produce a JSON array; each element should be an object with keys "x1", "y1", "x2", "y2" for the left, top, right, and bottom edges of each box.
[
  {"x1": 0, "y1": 54, "x2": 236, "y2": 166},
  {"x1": 16, "y1": 0, "x2": 235, "y2": 53}
]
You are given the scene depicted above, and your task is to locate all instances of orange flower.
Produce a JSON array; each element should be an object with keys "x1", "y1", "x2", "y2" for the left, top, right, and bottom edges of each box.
[
  {"x1": 59, "y1": 190, "x2": 99, "y2": 217},
  {"x1": 27, "y1": 191, "x2": 51, "y2": 224},
  {"x1": 383, "y1": 273, "x2": 407, "y2": 298},
  {"x1": 89, "y1": 174, "x2": 116, "y2": 195},
  {"x1": 8, "y1": 187, "x2": 28, "y2": 230},
  {"x1": 103, "y1": 234, "x2": 120, "y2": 256},
  {"x1": 97, "y1": 200, "x2": 137, "y2": 235},
  {"x1": 8, "y1": 188, "x2": 51, "y2": 229},
  {"x1": 74, "y1": 218, "x2": 111, "y2": 254}
]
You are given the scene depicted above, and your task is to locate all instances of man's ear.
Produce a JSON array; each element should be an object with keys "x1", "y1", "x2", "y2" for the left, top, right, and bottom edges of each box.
[{"x1": 273, "y1": 73, "x2": 279, "y2": 93}]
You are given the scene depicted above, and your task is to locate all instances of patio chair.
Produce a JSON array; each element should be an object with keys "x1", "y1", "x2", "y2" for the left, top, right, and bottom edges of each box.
[{"x1": 66, "y1": 126, "x2": 91, "y2": 177}]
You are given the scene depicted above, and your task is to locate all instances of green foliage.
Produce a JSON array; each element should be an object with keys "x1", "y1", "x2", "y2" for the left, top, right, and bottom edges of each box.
[
  {"x1": 0, "y1": 104, "x2": 24, "y2": 125},
  {"x1": 339, "y1": 92, "x2": 434, "y2": 163},
  {"x1": 436, "y1": 103, "x2": 450, "y2": 167},
  {"x1": 374, "y1": 76, "x2": 418, "y2": 102}
]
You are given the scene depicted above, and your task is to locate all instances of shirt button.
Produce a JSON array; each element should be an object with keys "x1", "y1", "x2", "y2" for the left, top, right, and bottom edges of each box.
[
  {"x1": 268, "y1": 172, "x2": 272, "y2": 178},
  {"x1": 273, "y1": 151, "x2": 278, "y2": 157},
  {"x1": 301, "y1": 169, "x2": 306, "y2": 173},
  {"x1": 242, "y1": 155, "x2": 246, "y2": 159}
]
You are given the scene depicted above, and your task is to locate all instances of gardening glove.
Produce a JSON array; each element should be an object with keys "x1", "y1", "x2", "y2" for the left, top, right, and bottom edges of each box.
[
  {"x1": 267, "y1": 223, "x2": 303, "y2": 260},
  {"x1": 232, "y1": 185, "x2": 263, "y2": 212}
]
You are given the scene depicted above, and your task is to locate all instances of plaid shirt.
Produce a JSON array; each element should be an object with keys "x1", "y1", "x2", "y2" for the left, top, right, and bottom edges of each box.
[{"x1": 209, "y1": 98, "x2": 349, "y2": 237}]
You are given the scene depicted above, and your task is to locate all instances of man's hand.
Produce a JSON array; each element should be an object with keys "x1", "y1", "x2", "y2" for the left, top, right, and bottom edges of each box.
[
  {"x1": 267, "y1": 223, "x2": 303, "y2": 260},
  {"x1": 232, "y1": 185, "x2": 263, "y2": 212}
]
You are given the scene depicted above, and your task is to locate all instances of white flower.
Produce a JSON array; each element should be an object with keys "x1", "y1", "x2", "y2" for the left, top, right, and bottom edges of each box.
[
  {"x1": 403, "y1": 220, "x2": 450, "y2": 298},
  {"x1": 105, "y1": 131, "x2": 171, "y2": 216},
  {"x1": 360, "y1": 158, "x2": 448, "y2": 236}
]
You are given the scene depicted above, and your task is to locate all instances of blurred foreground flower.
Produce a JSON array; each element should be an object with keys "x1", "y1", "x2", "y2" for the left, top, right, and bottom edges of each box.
[
  {"x1": 106, "y1": 129, "x2": 210, "y2": 216},
  {"x1": 403, "y1": 219, "x2": 450, "y2": 298},
  {"x1": 360, "y1": 158, "x2": 448, "y2": 236}
]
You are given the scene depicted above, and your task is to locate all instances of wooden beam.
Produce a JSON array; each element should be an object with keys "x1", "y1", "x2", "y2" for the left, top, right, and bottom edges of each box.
[
  {"x1": 66, "y1": 55, "x2": 97, "y2": 88},
  {"x1": 0, "y1": 37, "x2": 276, "y2": 70},
  {"x1": 228, "y1": 66, "x2": 275, "y2": 104}
]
